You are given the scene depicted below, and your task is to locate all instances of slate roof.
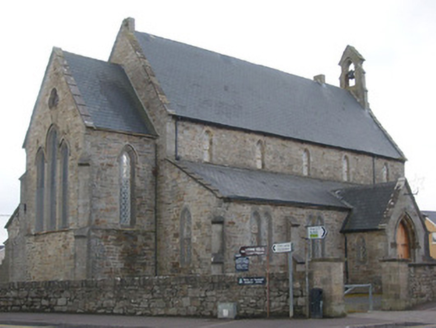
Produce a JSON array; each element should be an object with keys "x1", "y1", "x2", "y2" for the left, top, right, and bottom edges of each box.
[
  {"x1": 335, "y1": 182, "x2": 397, "y2": 232},
  {"x1": 63, "y1": 52, "x2": 153, "y2": 135},
  {"x1": 422, "y1": 211, "x2": 436, "y2": 225},
  {"x1": 177, "y1": 160, "x2": 350, "y2": 209},
  {"x1": 135, "y1": 32, "x2": 403, "y2": 160}
]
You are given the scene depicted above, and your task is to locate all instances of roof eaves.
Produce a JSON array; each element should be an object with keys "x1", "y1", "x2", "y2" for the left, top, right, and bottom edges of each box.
[
  {"x1": 341, "y1": 227, "x2": 384, "y2": 233},
  {"x1": 228, "y1": 195, "x2": 351, "y2": 210},
  {"x1": 86, "y1": 126, "x2": 158, "y2": 139}
]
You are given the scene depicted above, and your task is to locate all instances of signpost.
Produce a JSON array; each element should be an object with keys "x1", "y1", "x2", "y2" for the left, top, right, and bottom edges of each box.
[
  {"x1": 237, "y1": 277, "x2": 266, "y2": 286},
  {"x1": 235, "y1": 255, "x2": 249, "y2": 272},
  {"x1": 272, "y1": 242, "x2": 293, "y2": 253},
  {"x1": 238, "y1": 245, "x2": 269, "y2": 316},
  {"x1": 239, "y1": 245, "x2": 267, "y2": 257},
  {"x1": 272, "y1": 242, "x2": 294, "y2": 318},
  {"x1": 307, "y1": 226, "x2": 327, "y2": 239}
]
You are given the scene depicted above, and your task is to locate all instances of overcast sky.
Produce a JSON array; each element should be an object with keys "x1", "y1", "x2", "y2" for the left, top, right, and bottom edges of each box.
[{"x1": 0, "y1": 0, "x2": 435, "y2": 244}]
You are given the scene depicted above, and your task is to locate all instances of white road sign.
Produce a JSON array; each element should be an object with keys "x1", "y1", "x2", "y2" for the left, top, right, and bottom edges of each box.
[
  {"x1": 307, "y1": 226, "x2": 327, "y2": 239},
  {"x1": 239, "y1": 245, "x2": 267, "y2": 256},
  {"x1": 272, "y1": 242, "x2": 293, "y2": 253}
]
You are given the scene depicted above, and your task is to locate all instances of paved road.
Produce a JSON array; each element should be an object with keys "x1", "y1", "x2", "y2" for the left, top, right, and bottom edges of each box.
[{"x1": 0, "y1": 305, "x2": 435, "y2": 328}]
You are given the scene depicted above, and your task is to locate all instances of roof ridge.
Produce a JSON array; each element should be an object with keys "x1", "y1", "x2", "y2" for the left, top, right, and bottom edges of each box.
[
  {"x1": 133, "y1": 30, "x2": 404, "y2": 160},
  {"x1": 134, "y1": 31, "x2": 341, "y2": 90}
]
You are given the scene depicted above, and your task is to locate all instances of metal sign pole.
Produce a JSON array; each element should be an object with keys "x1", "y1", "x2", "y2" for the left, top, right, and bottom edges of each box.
[
  {"x1": 267, "y1": 246, "x2": 270, "y2": 318},
  {"x1": 288, "y1": 251, "x2": 294, "y2": 318},
  {"x1": 271, "y1": 242, "x2": 294, "y2": 318},
  {"x1": 305, "y1": 236, "x2": 310, "y2": 318}
]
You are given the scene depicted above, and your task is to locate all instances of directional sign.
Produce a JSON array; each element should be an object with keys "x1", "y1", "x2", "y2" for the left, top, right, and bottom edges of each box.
[
  {"x1": 237, "y1": 277, "x2": 266, "y2": 285},
  {"x1": 307, "y1": 226, "x2": 328, "y2": 239},
  {"x1": 272, "y1": 242, "x2": 293, "y2": 253},
  {"x1": 235, "y1": 256, "x2": 249, "y2": 272},
  {"x1": 239, "y1": 245, "x2": 267, "y2": 256}
]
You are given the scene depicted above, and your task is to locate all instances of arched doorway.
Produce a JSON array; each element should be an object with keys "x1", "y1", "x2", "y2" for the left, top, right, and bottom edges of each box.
[{"x1": 396, "y1": 220, "x2": 411, "y2": 259}]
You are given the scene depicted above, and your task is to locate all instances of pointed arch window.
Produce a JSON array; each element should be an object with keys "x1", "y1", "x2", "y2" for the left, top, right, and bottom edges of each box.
[
  {"x1": 59, "y1": 142, "x2": 69, "y2": 229},
  {"x1": 250, "y1": 211, "x2": 261, "y2": 245},
  {"x1": 382, "y1": 163, "x2": 389, "y2": 183},
  {"x1": 203, "y1": 131, "x2": 213, "y2": 163},
  {"x1": 211, "y1": 216, "x2": 225, "y2": 274},
  {"x1": 357, "y1": 236, "x2": 367, "y2": 264},
  {"x1": 119, "y1": 147, "x2": 135, "y2": 227},
  {"x1": 342, "y1": 155, "x2": 350, "y2": 182},
  {"x1": 47, "y1": 127, "x2": 58, "y2": 230},
  {"x1": 250, "y1": 211, "x2": 272, "y2": 262},
  {"x1": 180, "y1": 208, "x2": 192, "y2": 266},
  {"x1": 35, "y1": 150, "x2": 45, "y2": 232},
  {"x1": 263, "y1": 212, "x2": 273, "y2": 262},
  {"x1": 255, "y1": 140, "x2": 265, "y2": 169},
  {"x1": 303, "y1": 149, "x2": 310, "y2": 176}
]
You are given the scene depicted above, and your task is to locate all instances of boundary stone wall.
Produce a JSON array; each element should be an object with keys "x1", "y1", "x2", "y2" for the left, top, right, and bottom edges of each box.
[
  {"x1": 382, "y1": 260, "x2": 436, "y2": 310},
  {"x1": 0, "y1": 274, "x2": 304, "y2": 318},
  {"x1": 408, "y1": 262, "x2": 436, "y2": 306}
]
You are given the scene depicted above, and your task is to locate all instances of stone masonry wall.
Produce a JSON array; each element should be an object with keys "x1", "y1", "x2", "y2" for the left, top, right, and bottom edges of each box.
[
  {"x1": 158, "y1": 161, "x2": 348, "y2": 277},
  {"x1": 23, "y1": 48, "x2": 88, "y2": 237},
  {"x1": 157, "y1": 161, "x2": 220, "y2": 276},
  {"x1": 26, "y1": 231, "x2": 76, "y2": 281},
  {"x1": 408, "y1": 263, "x2": 436, "y2": 307},
  {"x1": 176, "y1": 120, "x2": 405, "y2": 185},
  {"x1": 310, "y1": 259, "x2": 345, "y2": 317},
  {"x1": 0, "y1": 274, "x2": 304, "y2": 318},
  {"x1": 382, "y1": 260, "x2": 436, "y2": 310},
  {"x1": 345, "y1": 231, "x2": 386, "y2": 292},
  {"x1": 89, "y1": 228, "x2": 155, "y2": 278},
  {"x1": 13, "y1": 45, "x2": 158, "y2": 282},
  {"x1": 84, "y1": 129, "x2": 156, "y2": 232}
]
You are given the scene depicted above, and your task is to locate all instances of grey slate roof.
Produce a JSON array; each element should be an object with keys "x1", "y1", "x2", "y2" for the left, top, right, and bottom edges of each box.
[
  {"x1": 135, "y1": 32, "x2": 403, "y2": 160},
  {"x1": 335, "y1": 182, "x2": 397, "y2": 232},
  {"x1": 63, "y1": 52, "x2": 152, "y2": 135},
  {"x1": 177, "y1": 160, "x2": 350, "y2": 209},
  {"x1": 422, "y1": 211, "x2": 436, "y2": 225}
]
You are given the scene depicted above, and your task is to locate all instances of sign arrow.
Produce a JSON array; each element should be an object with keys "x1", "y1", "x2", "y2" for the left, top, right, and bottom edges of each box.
[
  {"x1": 307, "y1": 226, "x2": 328, "y2": 239},
  {"x1": 239, "y1": 245, "x2": 267, "y2": 256},
  {"x1": 272, "y1": 242, "x2": 293, "y2": 253}
]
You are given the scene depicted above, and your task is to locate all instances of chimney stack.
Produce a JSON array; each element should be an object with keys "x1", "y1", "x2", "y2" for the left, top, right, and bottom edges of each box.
[{"x1": 313, "y1": 74, "x2": 326, "y2": 84}]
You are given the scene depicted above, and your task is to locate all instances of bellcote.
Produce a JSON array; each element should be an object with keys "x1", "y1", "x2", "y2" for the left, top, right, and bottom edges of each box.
[{"x1": 339, "y1": 45, "x2": 369, "y2": 109}]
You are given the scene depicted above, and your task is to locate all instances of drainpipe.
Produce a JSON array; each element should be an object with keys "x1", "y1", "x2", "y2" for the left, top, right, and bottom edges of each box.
[
  {"x1": 154, "y1": 142, "x2": 159, "y2": 276},
  {"x1": 372, "y1": 156, "x2": 376, "y2": 184},
  {"x1": 344, "y1": 234, "x2": 349, "y2": 283},
  {"x1": 175, "y1": 117, "x2": 180, "y2": 160}
]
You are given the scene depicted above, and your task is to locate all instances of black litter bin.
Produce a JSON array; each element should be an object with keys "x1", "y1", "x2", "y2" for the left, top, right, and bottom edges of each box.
[{"x1": 310, "y1": 288, "x2": 323, "y2": 318}]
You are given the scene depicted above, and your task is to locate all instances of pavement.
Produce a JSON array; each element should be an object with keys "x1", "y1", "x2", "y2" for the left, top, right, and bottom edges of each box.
[{"x1": 0, "y1": 303, "x2": 435, "y2": 328}]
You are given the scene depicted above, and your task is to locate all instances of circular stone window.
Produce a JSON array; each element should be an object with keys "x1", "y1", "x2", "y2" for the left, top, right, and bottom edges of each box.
[{"x1": 48, "y1": 88, "x2": 59, "y2": 109}]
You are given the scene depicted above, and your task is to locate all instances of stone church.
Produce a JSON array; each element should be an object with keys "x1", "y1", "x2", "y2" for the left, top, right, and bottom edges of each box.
[{"x1": 2, "y1": 18, "x2": 430, "y2": 295}]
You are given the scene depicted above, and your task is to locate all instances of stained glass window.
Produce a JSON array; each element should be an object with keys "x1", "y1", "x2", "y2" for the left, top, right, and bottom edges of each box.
[
  {"x1": 47, "y1": 128, "x2": 58, "y2": 230},
  {"x1": 60, "y1": 142, "x2": 69, "y2": 228},
  {"x1": 36, "y1": 150, "x2": 45, "y2": 232},
  {"x1": 180, "y1": 208, "x2": 192, "y2": 266},
  {"x1": 120, "y1": 151, "x2": 132, "y2": 226},
  {"x1": 255, "y1": 140, "x2": 264, "y2": 169},
  {"x1": 303, "y1": 149, "x2": 310, "y2": 176}
]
